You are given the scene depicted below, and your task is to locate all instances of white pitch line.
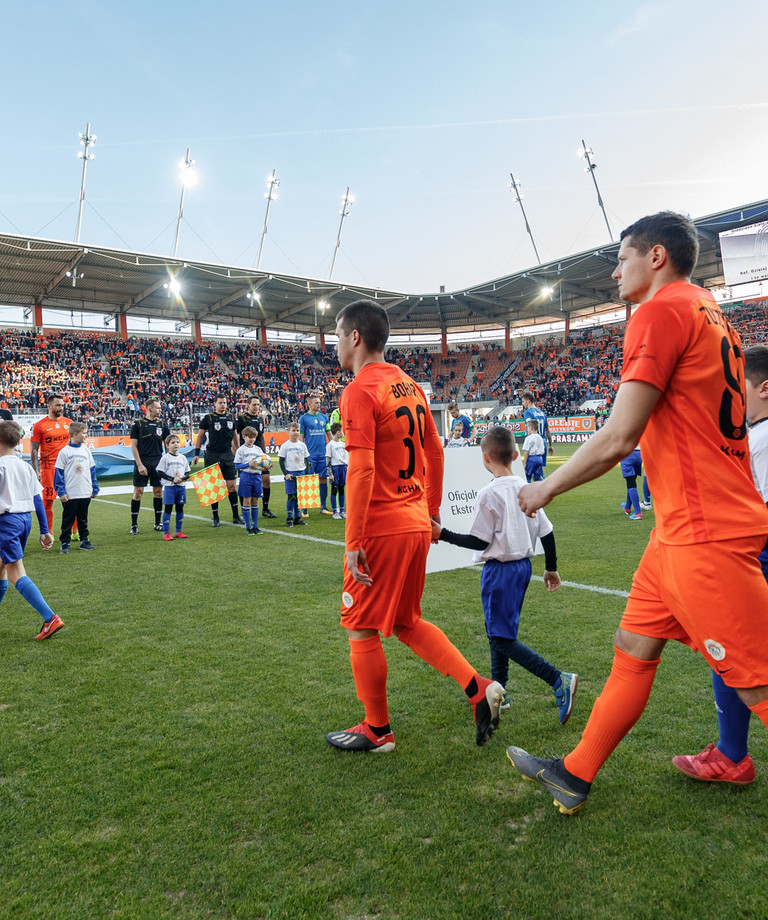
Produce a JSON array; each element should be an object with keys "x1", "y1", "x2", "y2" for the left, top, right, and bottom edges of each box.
[
  {"x1": 94, "y1": 497, "x2": 347, "y2": 547},
  {"x1": 96, "y1": 497, "x2": 629, "y2": 595}
]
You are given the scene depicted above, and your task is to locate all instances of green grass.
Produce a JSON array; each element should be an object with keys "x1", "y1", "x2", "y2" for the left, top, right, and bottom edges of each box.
[{"x1": 0, "y1": 447, "x2": 766, "y2": 919}]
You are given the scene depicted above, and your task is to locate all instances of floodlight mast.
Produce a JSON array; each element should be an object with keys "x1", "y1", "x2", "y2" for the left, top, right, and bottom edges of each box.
[
  {"x1": 508, "y1": 172, "x2": 541, "y2": 265},
  {"x1": 256, "y1": 169, "x2": 280, "y2": 270},
  {"x1": 172, "y1": 148, "x2": 195, "y2": 258},
  {"x1": 329, "y1": 187, "x2": 353, "y2": 281},
  {"x1": 579, "y1": 139, "x2": 614, "y2": 242},
  {"x1": 75, "y1": 123, "x2": 96, "y2": 243}
]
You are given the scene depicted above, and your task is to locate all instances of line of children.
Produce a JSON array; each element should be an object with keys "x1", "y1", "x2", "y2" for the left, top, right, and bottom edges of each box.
[
  {"x1": 432, "y1": 426, "x2": 578, "y2": 722},
  {"x1": 278, "y1": 422, "x2": 310, "y2": 527},
  {"x1": 234, "y1": 426, "x2": 266, "y2": 535},
  {"x1": 156, "y1": 434, "x2": 191, "y2": 541},
  {"x1": 325, "y1": 422, "x2": 348, "y2": 519},
  {"x1": 54, "y1": 421, "x2": 99, "y2": 553},
  {"x1": 0, "y1": 420, "x2": 64, "y2": 639}
]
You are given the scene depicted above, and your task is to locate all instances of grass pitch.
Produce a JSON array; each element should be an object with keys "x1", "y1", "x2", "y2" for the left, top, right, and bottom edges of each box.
[{"x1": 1, "y1": 446, "x2": 766, "y2": 919}]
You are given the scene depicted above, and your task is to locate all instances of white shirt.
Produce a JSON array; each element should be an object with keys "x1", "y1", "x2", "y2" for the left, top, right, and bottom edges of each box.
[
  {"x1": 470, "y1": 474, "x2": 553, "y2": 564},
  {"x1": 234, "y1": 443, "x2": 265, "y2": 474},
  {"x1": 0, "y1": 455, "x2": 43, "y2": 513},
  {"x1": 326, "y1": 439, "x2": 349, "y2": 466},
  {"x1": 446, "y1": 437, "x2": 469, "y2": 449},
  {"x1": 279, "y1": 439, "x2": 310, "y2": 472},
  {"x1": 156, "y1": 451, "x2": 191, "y2": 485},
  {"x1": 749, "y1": 418, "x2": 768, "y2": 502},
  {"x1": 523, "y1": 432, "x2": 545, "y2": 456},
  {"x1": 54, "y1": 443, "x2": 97, "y2": 499}
]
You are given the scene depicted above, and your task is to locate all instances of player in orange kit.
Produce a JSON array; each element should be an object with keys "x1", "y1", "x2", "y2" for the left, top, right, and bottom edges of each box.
[
  {"x1": 325, "y1": 299, "x2": 503, "y2": 754},
  {"x1": 507, "y1": 211, "x2": 768, "y2": 815},
  {"x1": 30, "y1": 394, "x2": 74, "y2": 532}
]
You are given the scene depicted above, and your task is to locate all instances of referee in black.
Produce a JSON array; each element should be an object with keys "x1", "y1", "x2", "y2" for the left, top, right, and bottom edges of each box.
[
  {"x1": 236, "y1": 395, "x2": 276, "y2": 518},
  {"x1": 129, "y1": 397, "x2": 170, "y2": 534},
  {"x1": 193, "y1": 393, "x2": 242, "y2": 527}
]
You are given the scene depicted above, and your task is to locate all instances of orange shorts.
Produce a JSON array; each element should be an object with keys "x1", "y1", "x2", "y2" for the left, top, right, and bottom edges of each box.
[
  {"x1": 621, "y1": 529, "x2": 768, "y2": 688},
  {"x1": 40, "y1": 467, "x2": 57, "y2": 503},
  {"x1": 340, "y1": 531, "x2": 430, "y2": 636}
]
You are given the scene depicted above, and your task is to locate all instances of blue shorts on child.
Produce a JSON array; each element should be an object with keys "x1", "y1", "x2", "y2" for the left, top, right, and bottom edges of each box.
[
  {"x1": 163, "y1": 484, "x2": 187, "y2": 506},
  {"x1": 284, "y1": 470, "x2": 303, "y2": 496},
  {"x1": 237, "y1": 471, "x2": 263, "y2": 499},
  {"x1": 0, "y1": 512, "x2": 32, "y2": 565},
  {"x1": 330, "y1": 464, "x2": 347, "y2": 487},
  {"x1": 480, "y1": 557, "x2": 532, "y2": 641}
]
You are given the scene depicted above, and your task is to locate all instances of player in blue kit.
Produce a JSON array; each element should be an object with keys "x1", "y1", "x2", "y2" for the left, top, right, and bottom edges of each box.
[
  {"x1": 156, "y1": 435, "x2": 191, "y2": 541},
  {"x1": 234, "y1": 427, "x2": 266, "y2": 535},
  {"x1": 299, "y1": 393, "x2": 332, "y2": 516},
  {"x1": 521, "y1": 390, "x2": 553, "y2": 469}
]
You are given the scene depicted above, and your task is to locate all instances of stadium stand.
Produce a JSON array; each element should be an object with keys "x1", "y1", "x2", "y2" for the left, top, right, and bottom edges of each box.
[{"x1": 0, "y1": 297, "x2": 764, "y2": 430}]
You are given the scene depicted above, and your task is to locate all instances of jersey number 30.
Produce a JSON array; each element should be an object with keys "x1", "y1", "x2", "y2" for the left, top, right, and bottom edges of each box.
[{"x1": 396, "y1": 404, "x2": 426, "y2": 480}]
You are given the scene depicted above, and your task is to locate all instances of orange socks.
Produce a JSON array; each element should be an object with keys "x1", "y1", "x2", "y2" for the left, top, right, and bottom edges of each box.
[
  {"x1": 397, "y1": 618, "x2": 477, "y2": 690},
  {"x1": 564, "y1": 645, "x2": 660, "y2": 783},
  {"x1": 748, "y1": 696, "x2": 768, "y2": 729},
  {"x1": 349, "y1": 635, "x2": 390, "y2": 728}
]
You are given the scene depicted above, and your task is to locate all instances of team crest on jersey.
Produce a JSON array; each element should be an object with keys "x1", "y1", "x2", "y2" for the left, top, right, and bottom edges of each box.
[
  {"x1": 54, "y1": 423, "x2": 60, "y2": 429},
  {"x1": 342, "y1": 592, "x2": 354, "y2": 609},
  {"x1": 704, "y1": 639, "x2": 726, "y2": 661},
  {"x1": 156, "y1": 426, "x2": 162, "y2": 436},
  {"x1": 214, "y1": 423, "x2": 221, "y2": 431},
  {"x1": 227, "y1": 421, "x2": 233, "y2": 429}
]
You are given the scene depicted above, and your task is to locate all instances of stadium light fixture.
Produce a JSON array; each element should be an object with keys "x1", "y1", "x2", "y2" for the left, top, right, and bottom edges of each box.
[
  {"x1": 75, "y1": 123, "x2": 96, "y2": 243},
  {"x1": 164, "y1": 277, "x2": 182, "y2": 297},
  {"x1": 256, "y1": 169, "x2": 280, "y2": 270},
  {"x1": 508, "y1": 171, "x2": 541, "y2": 265},
  {"x1": 578, "y1": 140, "x2": 614, "y2": 242},
  {"x1": 329, "y1": 187, "x2": 354, "y2": 281},
  {"x1": 540, "y1": 285, "x2": 554, "y2": 298},
  {"x1": 172, "y1": 148, "x2": 196, "y2": 258}
]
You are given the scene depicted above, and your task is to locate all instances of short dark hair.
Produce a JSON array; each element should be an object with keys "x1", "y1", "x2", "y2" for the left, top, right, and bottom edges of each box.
[
  {"x1": 745, "y1": 344, "x2": 768, "y2": 386},
  {"x1": 330, "y1": 422, "x2": 342, "y2": 435},
  {"x1": 481, "y1": 426, "x2": 515, "y2": 465},
  {"x1": 241, "y1": 426, "x2": 257, "y2": 439},
  {"x1": 521, "y1": 390, "x2": 535, "y2": 404},
  {"x1": 0, "y1": 420, "x2": 22, "y2": 448},
  {"x1": 47, "y1": 394, "x2": 63, "y2": 405},
  {"x1": 620, "y1": 211, "x2": 699, "y2": 277},
  {"x1": 336, "y1": 300, "x2": 389, "y2": 353},
  {"x1": 214, "y1": 393, "x2": 227, "y2": 402}
]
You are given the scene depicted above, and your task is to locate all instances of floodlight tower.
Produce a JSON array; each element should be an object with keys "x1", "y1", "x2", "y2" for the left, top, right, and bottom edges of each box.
[
  {"x1": 508, "y1": 172, "x2": 541, "y2": 265},
  {"x1": 329, "y1": 187, "x2": 354, "y2": 281},
  {"x1": 256, "y1": 169, "x2": 280, "y2": 270},
  {"x1": 75, "y1": 123, "x2": 96, "y2": 243},
  {"x1": 172, "y1": 148, "x2": 197, "y2": 258},
  {"x1": 579, "y1": 139, "x2": 614, "y2": 241}
]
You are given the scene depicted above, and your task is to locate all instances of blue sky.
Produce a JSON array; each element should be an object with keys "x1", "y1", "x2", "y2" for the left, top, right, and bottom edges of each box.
[{"x1": 3, "y1": 0, "x2": 767, "y2": 295}]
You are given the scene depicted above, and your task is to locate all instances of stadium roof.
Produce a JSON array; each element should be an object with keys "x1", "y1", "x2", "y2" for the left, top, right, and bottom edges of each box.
[{"x1": 1, "y1": 199, "x2": 767, "y2": 338}]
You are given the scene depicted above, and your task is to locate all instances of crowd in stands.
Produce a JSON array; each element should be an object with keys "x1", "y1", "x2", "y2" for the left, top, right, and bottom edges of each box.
[{"x1": 0, "y1": 296, "x2": 764, "y2": 431}]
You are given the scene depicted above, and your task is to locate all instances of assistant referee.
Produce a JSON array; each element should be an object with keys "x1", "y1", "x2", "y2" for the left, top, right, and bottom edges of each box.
[{"x1": 193, "y1": 394, "x2": 242, "y2": 527}]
